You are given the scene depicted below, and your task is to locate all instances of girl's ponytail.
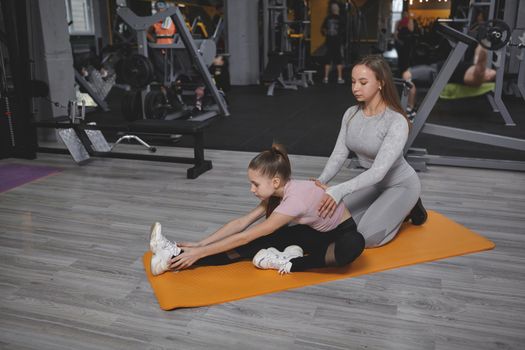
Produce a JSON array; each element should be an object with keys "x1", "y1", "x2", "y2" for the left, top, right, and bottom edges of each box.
[{"x1": 249, "y1": 143, "x2": 291, "y2": 182}]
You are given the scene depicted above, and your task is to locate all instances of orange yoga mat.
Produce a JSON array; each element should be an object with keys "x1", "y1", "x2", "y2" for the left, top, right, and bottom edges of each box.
[{"x1": 143, "y1": 211, "x2": 495, "y2": 310}]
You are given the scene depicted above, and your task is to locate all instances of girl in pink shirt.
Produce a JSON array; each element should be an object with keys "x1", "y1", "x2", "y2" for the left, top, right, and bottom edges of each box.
[{"x1": 149, "y1": 144, "x2": 364, "y2": 275}]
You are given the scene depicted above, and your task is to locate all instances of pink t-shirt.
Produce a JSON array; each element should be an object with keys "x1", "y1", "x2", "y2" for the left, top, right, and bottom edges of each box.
[{"x1": 273, "y1": 179, "x2": 346, "y2": 232}]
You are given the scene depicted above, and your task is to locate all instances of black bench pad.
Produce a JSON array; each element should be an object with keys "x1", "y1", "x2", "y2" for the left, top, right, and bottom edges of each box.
[{"x1": 33, "y1": 117, "x2": 216, "y2": 179}]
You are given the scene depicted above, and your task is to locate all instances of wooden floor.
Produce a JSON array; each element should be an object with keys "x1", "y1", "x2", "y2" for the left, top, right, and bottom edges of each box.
[{"x1": 1, "y1": 148, "x2": 524, "y2": 350}]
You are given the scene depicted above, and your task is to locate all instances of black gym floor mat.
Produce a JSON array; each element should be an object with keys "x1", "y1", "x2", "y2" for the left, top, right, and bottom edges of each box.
[
  {"x1": 90, "y1": 82, "x2": 525, "y2": 162},
  {"x1": 183, "y1": 83, "x2": 525, "y2": 162}
]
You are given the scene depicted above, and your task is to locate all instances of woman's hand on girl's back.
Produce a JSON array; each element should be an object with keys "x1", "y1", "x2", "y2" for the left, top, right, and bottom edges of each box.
[
  {"x1": 314, "y1": 180, "x2": 337, "y2": 218},
  {"x1": 318, "y1": 193, "x2": 337, "y2": 219}
]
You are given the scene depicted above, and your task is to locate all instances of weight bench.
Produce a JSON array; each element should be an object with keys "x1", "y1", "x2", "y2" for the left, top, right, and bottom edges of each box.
[
  {"x1": 34, "y1": 117, "x2": 215, "y2": 179},
  {"x1": 262, "y1": 52, "x2": 298, "y2": 96}
]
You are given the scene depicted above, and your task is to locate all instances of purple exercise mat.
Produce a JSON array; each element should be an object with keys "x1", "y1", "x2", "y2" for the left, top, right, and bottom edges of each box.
[{"x1": 0, "y1": 163, "x2": 62, "y2": 193}]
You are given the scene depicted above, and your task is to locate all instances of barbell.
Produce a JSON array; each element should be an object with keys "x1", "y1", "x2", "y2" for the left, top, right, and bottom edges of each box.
[{"x1": 476, "y1": 19, "x2": 511, "y2": 51}]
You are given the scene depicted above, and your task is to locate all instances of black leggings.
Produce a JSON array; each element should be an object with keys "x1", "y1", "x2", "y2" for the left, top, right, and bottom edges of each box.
[
  {"x1": 195, "y1": 218, "x2": 365, "y2": 272},
  {"x1": 324, "y1": 37, "x2": 343, "y2": 65}
]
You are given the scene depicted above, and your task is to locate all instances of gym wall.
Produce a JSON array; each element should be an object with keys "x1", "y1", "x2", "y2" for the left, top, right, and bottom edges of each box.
[{"x1": 226, "y1": 0, "x2": 260, "y2": 85}]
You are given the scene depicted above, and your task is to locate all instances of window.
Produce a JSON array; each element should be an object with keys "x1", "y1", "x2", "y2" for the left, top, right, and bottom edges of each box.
[
  {"x1": 391, "y1": 0, "x2": 403, "y2": 33},
  {"x1": 65, "y1": 0, "x2": 95, "y2": 35}
]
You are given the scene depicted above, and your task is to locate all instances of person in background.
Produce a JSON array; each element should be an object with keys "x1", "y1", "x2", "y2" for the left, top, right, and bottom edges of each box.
[
  {"x1": 401, "y1": 44, "x2": 496, "y2": 119},
  {"x1": 147, "y1": 0, "x2": 176, "y2": 84},
  {"x1": 321, "y1": 2, "x2": 346, "y2": 84},
  {"x1": 394, "y1": 10, "x2": 415, "y2": 75}
]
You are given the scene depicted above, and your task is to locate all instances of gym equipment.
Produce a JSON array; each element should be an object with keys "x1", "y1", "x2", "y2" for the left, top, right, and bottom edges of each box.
[
  {"x1": 394, "y1": 78, "x2": 414, "y2": 111},
  {"x1": 34, "y1": 109, "x2": 216, "y2": 179},
  {"x1": 148, "y1": 37, "x2": 218, "y2": 84},
  {"x1": 412, "y1": 15, "x2": 519, "y2": 127},
  {"x1": 439, "y1": 82, "x2": 495, "y2": 100},
  {"x1": 0, "y1": 44, "x2": 14, "y2": 148},
  {"x1": 144, "y1": 90, "x2": 169, "y2": 120},
  {"x1": 497, "y1": 0, "x2": 525, "y2": 103},
  {"x1": 54, "y1": 100, "x2": 90, "y2": 164},
  {"x1": 476, "y1": 19, "x2": 511, "y2": 50},
  {"x1": 514, "y1": 33, "x2": 525, "y2": 101},
  {"x1": 119, "y1": 53, "x2": 155, "y2": 88},
  {"x1": 60, "y1": 100, "x2": 112, "y2": 156},
  {"x1": 0, "y1": 0, "x2": 37, "y2": 160},
  {"x1": 74, "y1": 69, "x2": 111, "y2": 112},
  {"x1": 403, "y1": 23, "x2": 525, "y2": 172},
  {"x1": 487, "y1": 40, "x2": 518, "y2": 127},
  {"x1": 116, "y1": 5, "x2": 229, "y2": 119},
  {"x1": 189, "y1": 16, "x2": 209, "y2": 39},
  {"x1": 454, "y1": 0, "x2": 524, "y2": 102},
  {"x1": 260, "y1": 0, "x2": 314, "y2": 96},
  {"x1": 261, "y1": 52, "x2": 298, "y2": 96},
  {"x1": 344, "y1": 0, "x2": 367, "y2": 65},
  {"x1": 111, "y1": 135, "x2": 156, "y2": 153}
]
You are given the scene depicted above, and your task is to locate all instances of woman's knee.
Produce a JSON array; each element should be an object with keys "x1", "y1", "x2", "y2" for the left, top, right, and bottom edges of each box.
[
  {"x1": 334, "y1": 231, "x2": 365, "y2": 266},
  {"x1": 362, "y1": 226, "x2": 400, "y2": 248}
]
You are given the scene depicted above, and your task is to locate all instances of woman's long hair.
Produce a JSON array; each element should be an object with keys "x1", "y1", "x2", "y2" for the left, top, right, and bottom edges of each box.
[{"x1": 354, "y1": 55, "x2": 411, "y2": 126}]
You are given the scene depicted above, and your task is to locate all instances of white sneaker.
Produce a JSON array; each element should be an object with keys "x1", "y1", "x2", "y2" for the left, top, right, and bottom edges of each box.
[
  {"x1": 150, "y1": 248, "x2": 179, "y2": 276},
  {"x1": 256, "y1": 246, "x2": 303, "y2": 262},
  {"x1": 322, "y1": 77, "x2": 329, "y2": 84},
  {"x1": 149, "y1": 222, "x2": 181, "y2": 256},
  {"x1": 149, "y1": 222, "x2": 163, "y2": 253},
  {"x1": 149, "y1": 222, "x2": 182, "y2": 276},
  {"x1": 252, "y1": 245, "x2": 303, "y2": 274},
  {"x1": 282, "y1": 245, "x2": 303, "y2": 259},
  {"x1": 337, "y1": 78, "x2": 345, "y2": 84}
]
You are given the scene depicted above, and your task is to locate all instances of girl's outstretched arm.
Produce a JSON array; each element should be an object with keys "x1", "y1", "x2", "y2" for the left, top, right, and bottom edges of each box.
[
  {"x1": 170, "y1": 212, "x2": 293, "y2": 270},
  {"x1": 182, "y1": 202, "x2": 267, "y2": 248}
]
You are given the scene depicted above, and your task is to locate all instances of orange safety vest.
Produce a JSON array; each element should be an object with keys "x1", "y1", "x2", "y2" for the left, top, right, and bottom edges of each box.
[{"x1": 149, "y1": 20, "x2": 176, "y2": 44}]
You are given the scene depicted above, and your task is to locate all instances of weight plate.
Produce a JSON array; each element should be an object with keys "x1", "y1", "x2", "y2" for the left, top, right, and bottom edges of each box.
[
  {"x1": 477, "y1": 19, "x2": 511, "y2": 51},
  {"x1": 121, "y1": 54, "x2": 154, "y2": 88},
  {"x1": 144, "y1": 90, "x2": 168, "y2": 120}
]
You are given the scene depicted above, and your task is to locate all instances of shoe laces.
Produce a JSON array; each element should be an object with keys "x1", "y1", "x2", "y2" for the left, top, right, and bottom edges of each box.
[
  {"x1": 267, "y1": 254, "x2": 292, "y2": 272},
  {"x1": 257, "y1": 252, "x2": 285, "y2": 267},
  {"x1": 161, "y1": 239, "x2": 180, "y2": 255}
]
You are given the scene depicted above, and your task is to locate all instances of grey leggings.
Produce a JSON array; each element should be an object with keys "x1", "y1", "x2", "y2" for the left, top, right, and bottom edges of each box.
[{"x1": 343, "y1": 172, "x2": 421, "y2": 248}]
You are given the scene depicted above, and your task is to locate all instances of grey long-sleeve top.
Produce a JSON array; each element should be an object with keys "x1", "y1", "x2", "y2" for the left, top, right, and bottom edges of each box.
[{"x1": 318, "y1": 106, "x2": 415, "y2": 204}]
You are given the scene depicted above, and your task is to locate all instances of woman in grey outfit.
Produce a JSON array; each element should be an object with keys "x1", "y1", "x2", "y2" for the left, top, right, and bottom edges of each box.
[{"x1": 316, "y1": 55, "x2": 427, "y2": 248}]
